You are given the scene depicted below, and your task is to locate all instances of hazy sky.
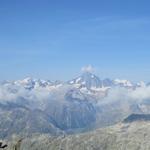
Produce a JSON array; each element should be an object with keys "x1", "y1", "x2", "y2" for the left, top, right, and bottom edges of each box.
[{"x1": 0, "y1": 0, "x2": 150, "y2": 82}]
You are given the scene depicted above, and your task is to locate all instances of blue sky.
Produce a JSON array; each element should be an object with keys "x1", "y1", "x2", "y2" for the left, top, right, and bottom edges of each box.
[{"x1": 0, "y1": 0, "x2": 150, "y2": 82}]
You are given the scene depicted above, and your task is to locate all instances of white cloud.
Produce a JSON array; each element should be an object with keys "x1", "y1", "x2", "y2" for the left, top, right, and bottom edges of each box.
[
  {"x1": 98, "y1": 86, "x2": 150, "y2": 106},
  {"x1": 0, "y1": 82, "x2": 74, "y2": 110},
  {"x1": 81, "y1": 65, "x2": 95, "y2": 73}
]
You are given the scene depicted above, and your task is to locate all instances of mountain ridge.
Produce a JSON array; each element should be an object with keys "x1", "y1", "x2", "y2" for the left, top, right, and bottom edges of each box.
[{"x1": 0, "y1": 72, "x2": 150, "y2": 139}]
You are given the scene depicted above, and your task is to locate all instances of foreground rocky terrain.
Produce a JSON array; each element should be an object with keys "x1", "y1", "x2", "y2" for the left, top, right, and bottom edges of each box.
[{"x1": 5, "y1": 117, "x2": 150, "y2": 150}]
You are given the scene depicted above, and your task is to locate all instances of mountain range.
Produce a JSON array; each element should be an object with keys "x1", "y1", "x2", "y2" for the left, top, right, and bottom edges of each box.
[{"x1": 0, "y1": 72, "x2": 150, "y2": 140}]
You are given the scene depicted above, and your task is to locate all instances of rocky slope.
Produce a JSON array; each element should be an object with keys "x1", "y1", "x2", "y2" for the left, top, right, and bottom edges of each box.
[{"x1": 6, "y1": 119, "x2": 150, "y2": 150}]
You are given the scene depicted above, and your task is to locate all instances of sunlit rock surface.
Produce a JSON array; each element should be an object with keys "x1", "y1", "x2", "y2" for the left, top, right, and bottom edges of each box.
[{"x1": 6, "y1": 121, "x2": 150, "y2": 150}]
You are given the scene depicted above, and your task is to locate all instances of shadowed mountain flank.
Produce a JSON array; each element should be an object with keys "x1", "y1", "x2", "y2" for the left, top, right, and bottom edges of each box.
[{"x1": 123, "y1": 114, "x2": 150, "y2": 123}]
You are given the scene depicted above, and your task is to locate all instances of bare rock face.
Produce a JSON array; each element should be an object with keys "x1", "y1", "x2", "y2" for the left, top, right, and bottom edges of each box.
[
  {"x1": 45, "y1": 89, "x2": 96, "y2": 131},
  {"x1": 6, "y1": 121, "x2": 150, "y2": 150},
  {"x1": 0, "y1": 104, "x2": 62, "y2": 139},
  {"x1": 0, "y1": 141, "x2": 8, "y2": 149}
]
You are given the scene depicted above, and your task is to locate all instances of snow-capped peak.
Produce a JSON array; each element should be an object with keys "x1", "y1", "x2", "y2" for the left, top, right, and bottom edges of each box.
[
  {"x1": 1, "y1": 73, "x2": 146, "y2": 97},
  {"x1": 13, "y1": 77, "x2": 54, "y2": 90},
  {"x1": 69, "y1": 72, "x2": 102, "y2": 89},
  {"x1": 137, "y1": 81, "x2": 146, "y2": 87},
  {"x1": 114, "y1": 79, "x2": 133, "y2": 87},
  {"x1": 14, "y1": 77, "x2": 35, "y2": 89}
]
